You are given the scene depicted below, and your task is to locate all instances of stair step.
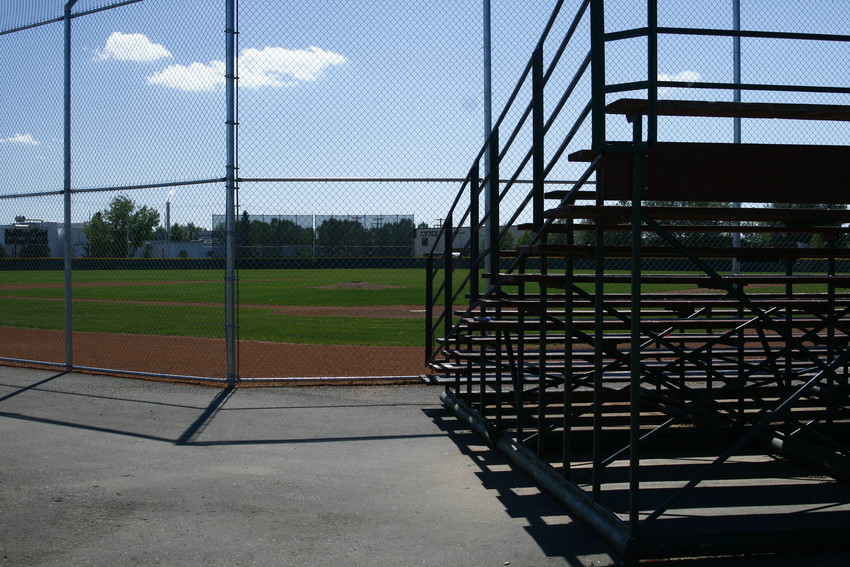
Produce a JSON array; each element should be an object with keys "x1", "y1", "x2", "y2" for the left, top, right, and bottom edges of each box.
[{"x1": 516, "y1": 244, "x2": 850, "y2": 260}]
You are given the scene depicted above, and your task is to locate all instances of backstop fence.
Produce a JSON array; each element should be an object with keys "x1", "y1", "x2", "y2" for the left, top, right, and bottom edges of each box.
[
  {"x1": 0, "y1": 0, "x2": 555, "y2": 383},
  {"x1": 2, "y1": 1, "x2": 849, "y2": 383}
]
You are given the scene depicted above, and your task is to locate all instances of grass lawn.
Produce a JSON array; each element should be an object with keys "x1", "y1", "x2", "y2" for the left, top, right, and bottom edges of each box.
[
  {"x1": 0, "y1": 269, "x2": 427, "y2": 346},
  {"x1": 0, "y1": 267, "x2": 809, "y2": 347}
]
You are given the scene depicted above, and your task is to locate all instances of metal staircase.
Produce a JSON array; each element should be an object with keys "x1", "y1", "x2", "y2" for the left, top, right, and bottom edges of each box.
[{"x1": 425, "y1": 0, "x2": 850, "y2": 560}]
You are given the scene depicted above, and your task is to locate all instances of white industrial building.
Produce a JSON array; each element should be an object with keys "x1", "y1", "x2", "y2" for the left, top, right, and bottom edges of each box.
[{"x1": 0, "y1": 219, "x2": 87, "y2": 258}]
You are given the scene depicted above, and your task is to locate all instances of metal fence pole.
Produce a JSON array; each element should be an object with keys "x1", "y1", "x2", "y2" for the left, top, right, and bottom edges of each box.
[
  {"x1": 732, "y1": 0, "x2": 742, "y2": 275},
  {"x1": 63, "y1": 0, "x2": 79, "y2": 372},
  {"x1": 483, "y1": 0, "x2": 494, "y2": 289},
  {"x1": 225, "y1": 0, "x2": 238, "y2": 386}
]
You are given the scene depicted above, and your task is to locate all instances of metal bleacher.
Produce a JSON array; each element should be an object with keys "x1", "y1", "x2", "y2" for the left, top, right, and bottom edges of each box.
[{"x1": 425, "y1": 1, "x2": 850, "y2": 561}]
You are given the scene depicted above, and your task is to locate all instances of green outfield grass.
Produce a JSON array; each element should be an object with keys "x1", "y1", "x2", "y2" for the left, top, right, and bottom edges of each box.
[
  {"x1": 0, "y1": 269, "x2": 426, "y2": 305},
  {"x1": 0, "y1": 269, "x2": 427, "y2": 346},
  {"x1": 0, "y1": 268, "x2": 806, "y2": 347}
]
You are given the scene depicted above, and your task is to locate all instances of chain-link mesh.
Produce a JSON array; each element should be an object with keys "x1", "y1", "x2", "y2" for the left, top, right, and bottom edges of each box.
[
  {"x1": 72, "y1": 1, "x2": 224, "y2": 188},
  {"x1": 0, "y1": 0, "x2": 559, "y2": 380},
  {"x1": 3, "y1": 1, "x2": 850, "y2": 380},
  {"x1": 0, "y1": 0, "x2": 141, "y2": 34},
  {"x1": 0, "y1": 193, "x2": 67, "y2": 366}
]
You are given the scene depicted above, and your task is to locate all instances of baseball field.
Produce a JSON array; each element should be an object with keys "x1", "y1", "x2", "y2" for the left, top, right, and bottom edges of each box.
[
  {"x1": 0, "y1": 268, "x2": 435, "y2": 379},
  {"x1": 0, "y1": 267, "x2": 794, "y2": 379}
]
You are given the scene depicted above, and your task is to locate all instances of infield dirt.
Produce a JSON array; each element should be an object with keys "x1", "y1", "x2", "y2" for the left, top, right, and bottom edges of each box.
[{"x1": 0, "y1": 325, "x2": 427, "y2": 379}]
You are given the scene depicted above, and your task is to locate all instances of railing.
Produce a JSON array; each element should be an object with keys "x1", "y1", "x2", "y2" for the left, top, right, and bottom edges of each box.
[
  {"x1": 427, "y1": 0, "x2": 850, "y2": 559},
  {"x1": 425, "y1": 0, "x2": 850, "y2": 365},
  {"x1": 425, "y1": 0, "x2": 594, "y2": 363}
]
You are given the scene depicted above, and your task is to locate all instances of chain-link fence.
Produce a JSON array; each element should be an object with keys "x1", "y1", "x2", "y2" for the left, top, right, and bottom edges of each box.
[
  {"x1": 0, "y1": 0, "x2": 557, "y2": 382},
  {"x1": 3, "y1": 1, "x2": 850, "y2": 382}
]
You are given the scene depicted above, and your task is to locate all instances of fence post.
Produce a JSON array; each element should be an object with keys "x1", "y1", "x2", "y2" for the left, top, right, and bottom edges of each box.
[
  {"x1": 63, "y1": 0, "x2": 79, "y2": 372},
  {"x1": 224, "y1": 0, "x2": 238, "y2": 387},
  {"x1": 483, "y1": 0, "x2": 493, "y2": 288},
  {"x1": 470, "y1": 164, "x2": 480, "y2": 303}
]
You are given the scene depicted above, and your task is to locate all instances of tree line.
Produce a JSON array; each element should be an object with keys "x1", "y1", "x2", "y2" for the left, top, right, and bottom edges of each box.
[
  {"x1": 12, "y1": 196, "x2": 843, "y2": 260},
  {"x1": 80, "y1": 198, "x2": 417, "y2": 259},
  {"x1": 232, "y1": 212, "x2": 416, "y2": 258}
]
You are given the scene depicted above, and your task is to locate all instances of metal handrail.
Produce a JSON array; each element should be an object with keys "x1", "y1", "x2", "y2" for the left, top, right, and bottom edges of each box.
[{"x1": 425, "y1": 0, "x2": 592, "y2": 363}]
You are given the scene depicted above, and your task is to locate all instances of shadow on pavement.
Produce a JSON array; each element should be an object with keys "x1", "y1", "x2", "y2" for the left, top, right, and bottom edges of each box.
[{"x1": 425, "y1": 406, "x2": 624, "y2": 566}]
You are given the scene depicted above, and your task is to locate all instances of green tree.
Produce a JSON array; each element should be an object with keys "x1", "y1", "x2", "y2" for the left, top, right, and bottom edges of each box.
[
  {"x1": 515, "y1": 230, "x2": 533, "y2": 250},
  {"x1": 268, "y1": 218, "x2": 314, "y2": 257},
  {"x1": 317, "y1": 218, "x2": 367, "y2": 256},
  {"x1": 500, "y1": 229, "x2": 515, "y2": 250},
  {"x1": 170, "y1": 222, "x2": 203, "y2": 242},
  {"x1": 83, "y1": 195, "x2": 161, "y2": 258},
  {"x1": 367, "y1": 218, "x2": 415, "y2": 256},
  {"x1": 237, "y1": 210, "x2": 252, "y2": 257},
  {"x1": 766, "y1": 202, "x2": 848, "y2": 247}
]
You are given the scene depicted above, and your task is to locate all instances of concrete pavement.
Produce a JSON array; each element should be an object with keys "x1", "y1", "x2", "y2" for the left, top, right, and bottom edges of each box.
[{"x1": 1, "y1": 366, "x2": 848, "y2": 566}]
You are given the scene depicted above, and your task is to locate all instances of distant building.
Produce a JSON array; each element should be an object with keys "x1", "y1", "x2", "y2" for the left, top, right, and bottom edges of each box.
[
  {"x1": 414, "y1": 226, "x2": 523, "y2": 256},
  {"x1": 0, "y1": 219, "x2": 87, "y2": 258},
  {"x1": 414, "y1": 227, "x2": 471, "y2": 256},
  {"x1": 137, "y1": 230, "x2": 220, "y2": 259}
]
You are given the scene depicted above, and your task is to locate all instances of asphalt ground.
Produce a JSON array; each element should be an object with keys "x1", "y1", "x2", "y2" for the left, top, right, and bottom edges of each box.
[{"x1": 1, "y1": 366, "x2": 848, "y2": 567}]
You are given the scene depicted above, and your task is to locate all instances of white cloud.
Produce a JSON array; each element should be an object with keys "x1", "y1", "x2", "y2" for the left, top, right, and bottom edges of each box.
[
  {"x1": 657, "y1": 70, "x2": 702, "y2": 85},
  {"x1": 0, "y1": 133, "x2": 38, "y2": 145},
  {"x1": 96, "y1": 31, "x2": 172, "y2": 62},
  {"x1": 146, "y1": 46, "x2": 347, "y2": 92},
  {"x1": 239, "y1": 46, "x2": 347, "y2": 88},
  {"x1": 148, "y1": 60, "x2": 226, "y2": 91}
]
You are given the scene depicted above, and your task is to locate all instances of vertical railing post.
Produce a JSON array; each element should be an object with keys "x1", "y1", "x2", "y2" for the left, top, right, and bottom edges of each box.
[
  {"x1": 590, "y1": 0, "x2": 606, "y2": 492},
  {"x1": 425, "y1": 254, "x2": 434, "y2": 363},
  {"x1": 470, "y1": 165, "x2": 481, "y2": 304},
  {"x1": 532, "y1": 43, "x2": 547, "y2": 456},
  {"x1": 444, "y1": 215, "x2": 454, "y2": 341},
  {"x1": 63, "y1": 0, "x2": 79, "y2": 372},
  {"x1": 532, "y1": 45, "x2": 545, "y2": 233},
  {"x1": 731, "y1": 0, "x2": 742, "y2": 275},
  {"x1": 487, "y1": 130, "x2": 500, "y2": 284},
  {"x1": 224, "y1": 0, "x2": 238, "y2": 387},
  {"x1": 562, "y1": 216, "x2": 575, "y2": 478},
  {"x1": 590, "y1": 0, "x2": 605, "y2": 152},
  {"x1": 647, "y1": 0, "x2": 658, "y2": 145},
  {"x1": 628, "y1": 114, "x2": 645, "y2": 535}
]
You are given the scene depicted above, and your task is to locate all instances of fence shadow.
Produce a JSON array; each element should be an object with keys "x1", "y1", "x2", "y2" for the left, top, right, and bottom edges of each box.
[{"x1": 424, "y1": 406, "x2": 623, "y2": 566}]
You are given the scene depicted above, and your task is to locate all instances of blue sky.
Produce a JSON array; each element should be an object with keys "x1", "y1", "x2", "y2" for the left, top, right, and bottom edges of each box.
[{"x1": 2, "y1": 0, "x2": 850, "y2": 230}]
